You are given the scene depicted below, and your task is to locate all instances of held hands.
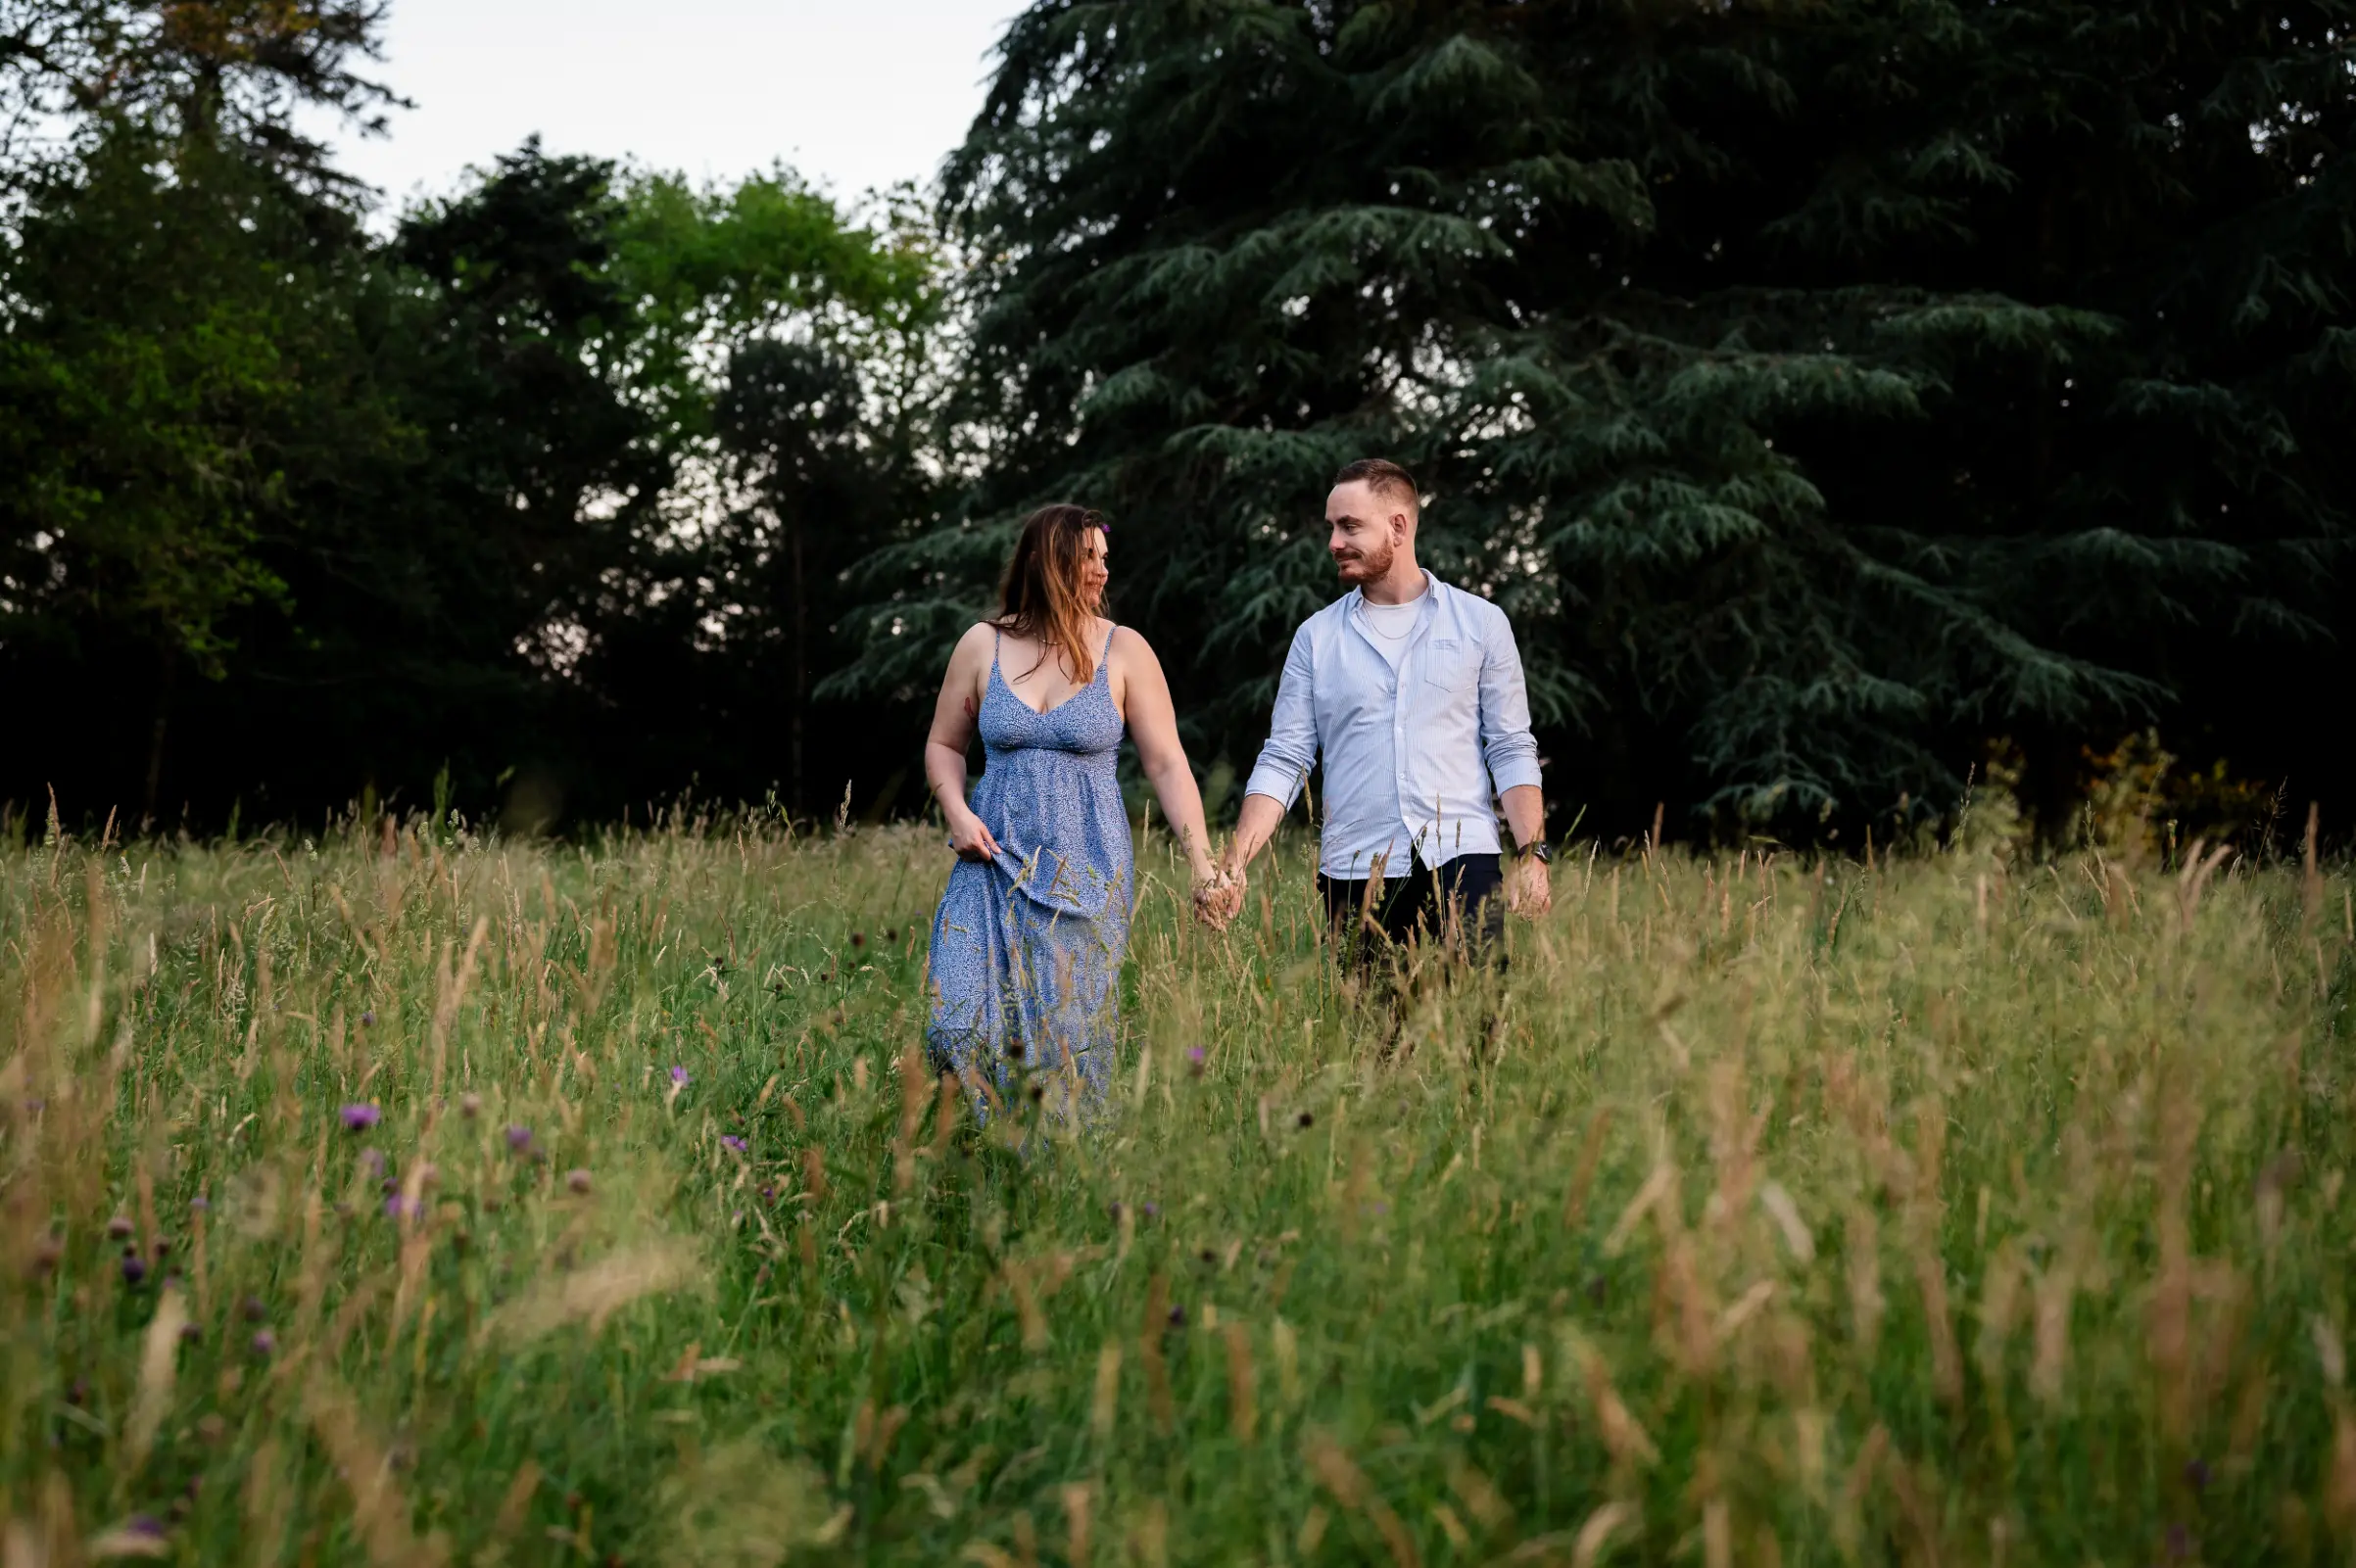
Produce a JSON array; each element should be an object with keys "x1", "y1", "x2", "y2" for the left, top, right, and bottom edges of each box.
[{"x1": 1191, "y1": 864, "x2": 1245, "y2": 931}]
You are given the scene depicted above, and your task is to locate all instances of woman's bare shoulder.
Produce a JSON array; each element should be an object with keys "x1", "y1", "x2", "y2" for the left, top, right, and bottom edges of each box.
[{"x1": 1109, "y1": 624, "x2": 1160, "y2": 663}]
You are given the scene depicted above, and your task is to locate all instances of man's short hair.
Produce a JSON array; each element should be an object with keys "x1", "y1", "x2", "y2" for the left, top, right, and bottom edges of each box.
[{"x1": 1333, "y1": 457, "x2": 1420, "y2": 518}]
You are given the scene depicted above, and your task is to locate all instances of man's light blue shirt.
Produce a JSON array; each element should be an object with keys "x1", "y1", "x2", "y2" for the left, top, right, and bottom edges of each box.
[{"x1": 1243, "y1": 573, "x2": 1544, "y2": 879}]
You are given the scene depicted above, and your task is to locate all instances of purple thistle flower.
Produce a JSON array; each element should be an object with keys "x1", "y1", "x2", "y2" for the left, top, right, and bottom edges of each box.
[
  {"x1": 340, "y1": 1103, "x2": 381, "y2": 1132},
  {"x1": 458, "y1": 1092, "x2": 481, "y2": 1118},
  {"x1": 359, "y1": 1009, "x2": 374, "y2": 1027},
  {"x1": 189, "y1": 1196, "x2": 210, "y2": 1214},
  {"x1": 178, "y1": 1321, "x2": 202, "y2": 1344},
  {"x1": 1140, "y1": 1203, "x2": 1159, "y2": 1220},
  {"x1": 124, "y1": 1515, "x2": 166, "y2": 1540},
  {"x1": 505, "y1": 1124, "x2": 533, "y2": 1152},
  {"x1": 565, "y1": 1169, "x2": 592, "y2": 1195},
  {"x1": 120, "y1": 1253, "x2": 147, "y2": 1287},
  {"x1": 107, "y1": 1214, "x2": 134, "y2": 1239},
  {"x1": 721, "y1": 1135, "x2": 747, "y2": 1154},
  {"x1": 250, "y1": 1329, "x2": 275, "y2": 1357},
  {"x1": 242, "y1": 1296, "x2": 266, "y2": 1321},
  {"x1": 669, "y1": 1065, "x2": 691, "y2": 1087}
]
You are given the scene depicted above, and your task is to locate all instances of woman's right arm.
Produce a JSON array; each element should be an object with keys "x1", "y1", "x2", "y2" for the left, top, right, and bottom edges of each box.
[{"x1": 926, "y1": 626, "x2": 1002, "y2": 861}]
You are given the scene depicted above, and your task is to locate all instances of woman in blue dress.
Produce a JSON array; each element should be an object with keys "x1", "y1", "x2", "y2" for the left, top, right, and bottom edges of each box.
[{"x1": 922, "y1": 504, "x2": 1226, "y2": 1120}]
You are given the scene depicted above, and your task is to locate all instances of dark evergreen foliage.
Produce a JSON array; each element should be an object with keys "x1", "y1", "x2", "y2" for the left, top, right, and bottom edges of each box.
[
  {"x1": 841, "y1": 0, "x2": 2354, "y2": 835},
  {"x1": 3, "y1": 0, "x2": 2352, "y2": 838}
]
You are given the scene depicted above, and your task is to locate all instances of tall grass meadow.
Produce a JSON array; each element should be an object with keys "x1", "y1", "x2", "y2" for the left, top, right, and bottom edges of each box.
[{"x1": 2, "y1": 784, "x2": 2351, "y2": 1564}]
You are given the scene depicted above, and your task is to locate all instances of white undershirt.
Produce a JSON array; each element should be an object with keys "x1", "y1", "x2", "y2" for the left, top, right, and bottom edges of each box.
[{"x1": 1357, "y1": 588, "x2": 1425, "y2": 671}]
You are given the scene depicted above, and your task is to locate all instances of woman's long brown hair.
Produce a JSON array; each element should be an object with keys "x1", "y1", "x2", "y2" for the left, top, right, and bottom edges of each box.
[{"x1": 993, "y1": 504, "x2": 1109, "y2": 684}]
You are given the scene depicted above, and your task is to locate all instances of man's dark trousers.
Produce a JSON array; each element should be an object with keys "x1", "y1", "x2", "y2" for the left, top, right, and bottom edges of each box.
[{"x1": 1317, "y1": 853, "x2": 1506, "y2": 971}]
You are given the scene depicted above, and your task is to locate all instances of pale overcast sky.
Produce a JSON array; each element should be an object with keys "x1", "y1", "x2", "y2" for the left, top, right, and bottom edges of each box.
[{"x1": 328, "y1": 0, "x2": 1025, "y2": 217}]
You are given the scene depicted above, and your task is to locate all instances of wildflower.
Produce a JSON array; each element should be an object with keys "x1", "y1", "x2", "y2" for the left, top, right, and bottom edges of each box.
[
  {"x1": 178, "y1": 1321, "x2": 202, "y2": 1345},
  {"x1": 360, "y1": 1010, "x2": 375, "y2": 1027},
  {"x1": 189, "y1": 1196, "x2": 210, "y2": 1215},
  {"x1": 1297, "y1": 1111, "x2": 1315, "y2": 1129},
  {"x1": 1168, "y1": 1304, "x2": 1187, "y2": 1328},
  {"x1": 23, "y1": 1099, "x2": 43, "y2": 1113},
  {"x1": 505, "y1": 1125, "x2": 533, "y2": 1153},
  {"x1": 250, "y1": 1330, "x2": 276, "y2": 1358},
  {"x1": 1141, "y1": 1203, "x2": 1159, "y2": 1220},
  {"x1": 107, "y1": 1214, "x2": 134, "y2": 1240},
  {"x1": 886, "y1": 927, "x2": 899, "y2": 942},
  {"x1": 669, "y1": 1066, "x2": 691, "y2": 1087},
  {"x1": 721, "y1": 1135, "x2": 747, "y2": 1154},
  {"x1": 851, "y1": 931, "x2": 866, "y2": 948},
  {"x1": 1187, "y1": 1046, "x2": 1206, "y2": 1077},
  {"x1": 1108, "y1": 1202, "x2": 1124, "y2": 1221},
  {"x1": 340, "y1": 1103, "x2": 381, "y2": 1132},
  {"x1": 361, "y1": 1149, "x2": 387, "y2": 1181},
  {"x1": 383, "y1": 1196, "x2": 414, "y2": 1221},
  {"x1": 566, "y1": 1169, "x2": 592, "y2": 1195},
  {"x1": 120, "y1": 1253, "x2": 147, "y2": 1287},
  {"x1": 242, "y1": 1296, "x2": 266, "y2": 1321},
  {"x1": 124, "y1": 1516, "x2": 166, "y2": 1540},
  {"x1": 458, "y1": 1092, "x2": 482, "y2": 1118}
]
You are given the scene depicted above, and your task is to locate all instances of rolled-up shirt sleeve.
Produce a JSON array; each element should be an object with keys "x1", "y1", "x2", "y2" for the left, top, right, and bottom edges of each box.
[
  {"x1": 1244, "y1": 624, "x2": 1320, "y2": 809},
  {"x1": 1478, "y1": 612, "x2": 1544, "y2": 796}
]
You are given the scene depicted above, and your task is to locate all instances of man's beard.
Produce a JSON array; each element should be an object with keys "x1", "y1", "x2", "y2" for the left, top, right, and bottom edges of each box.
[{"x1": 1336, "y1": 538, "x2": 1394, "y2": 582}]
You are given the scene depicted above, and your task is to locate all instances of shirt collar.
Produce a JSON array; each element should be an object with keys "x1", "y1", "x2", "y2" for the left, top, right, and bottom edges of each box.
[{"x1": 1351, "y1": 569, "x2": 1438, "y2": 615}]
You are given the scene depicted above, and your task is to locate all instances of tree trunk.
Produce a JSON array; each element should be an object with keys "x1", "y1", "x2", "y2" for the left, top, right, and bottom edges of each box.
[
  {"x1": 790, "y1": 514, "x2": 808, "y2": 813},
  {"x1": 142, "y1": 646, "x2": 176, "y2": 831}
]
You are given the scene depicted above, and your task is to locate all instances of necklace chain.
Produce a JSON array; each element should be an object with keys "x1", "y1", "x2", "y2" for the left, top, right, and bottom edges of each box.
[{"x1": 1358, "y1": 597, "x2": 1418, "y2": 641}]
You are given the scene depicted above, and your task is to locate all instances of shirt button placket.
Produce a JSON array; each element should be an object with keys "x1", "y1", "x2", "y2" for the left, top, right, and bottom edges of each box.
[{"x1": 1396, "y1": 675, "x2": 1411, "y2": 857}]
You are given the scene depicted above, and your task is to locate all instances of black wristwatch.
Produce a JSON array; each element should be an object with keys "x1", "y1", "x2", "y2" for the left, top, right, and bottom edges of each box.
[{"x1": 1515, "y1": 839, "x2": 1553, "y2": 864}]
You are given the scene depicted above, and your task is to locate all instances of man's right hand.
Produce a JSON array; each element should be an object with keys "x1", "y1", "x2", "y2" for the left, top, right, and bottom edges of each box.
[
  {"x1": 1196, "y1": 869, "x2": 1245, "y2": 929},
  {"x1": 947, "y1": 809, "x2": 1002, "y2": 863}
]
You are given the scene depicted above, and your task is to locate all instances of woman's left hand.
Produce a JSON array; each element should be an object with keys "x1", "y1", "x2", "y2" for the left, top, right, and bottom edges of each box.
[{"x1": 1192, "y1": 869, "x2": 1241, "y2": 930}]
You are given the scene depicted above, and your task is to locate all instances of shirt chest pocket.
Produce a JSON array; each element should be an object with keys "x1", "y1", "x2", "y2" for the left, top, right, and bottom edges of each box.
[{"x1": 1422, "y1": 638, "x2": 1480, "y2": 693}]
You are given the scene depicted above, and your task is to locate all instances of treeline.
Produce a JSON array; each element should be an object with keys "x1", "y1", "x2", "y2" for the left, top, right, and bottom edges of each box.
[{"x1": 5, "y1": 0, "x2": 2353, "y2": 842}]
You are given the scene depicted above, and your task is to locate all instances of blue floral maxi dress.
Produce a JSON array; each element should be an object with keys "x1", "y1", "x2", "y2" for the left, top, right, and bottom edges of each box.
[{"x1": 925, "y1": 629, "x2": 1133, "y2": 1119}]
